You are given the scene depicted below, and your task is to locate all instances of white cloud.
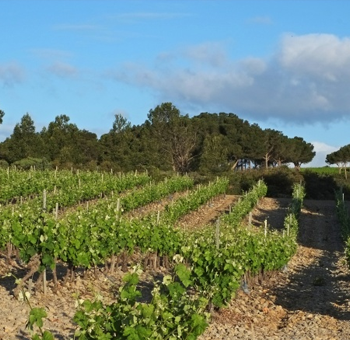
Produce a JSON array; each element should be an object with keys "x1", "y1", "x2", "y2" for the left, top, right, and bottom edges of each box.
[
  {"x1": 0, "y1": 123, "x2": 13, "y2": 142},
  {"x1": 279, "y1": 34, "x2": 350, "y2": 81},
  {"x1": 238, "y1": 57, "x2": 266, "y2": 75},
  {"x1": 312, "y1": 141, "x2": 338, "y2": 154},
  {"x1": 0, "y1": 62, "x2": 25, "y2": 86},
  {"x1": 31, "y1": 49, "x2": 79, "y2": 79},
  {"x1": 109, "y1": 34, "x2": 350, "y2": 125},
  {"x1": 46, "y1": 62, "x2": 78, "y2": 78},
  {"x1": 184, "y1": 42, "x2": 228, "y2": 67},
  {"x1": 307, "y1": 141, "x2": 338, "y2": 167}
]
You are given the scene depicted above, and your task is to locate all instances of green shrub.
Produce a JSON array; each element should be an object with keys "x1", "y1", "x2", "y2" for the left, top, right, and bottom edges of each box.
[
  {"x1": 0, "y1": 159, "x2": 9, "y2": 168},
  {"x1": 12, "y1": 157, "x2": 51, "y2": 170}
]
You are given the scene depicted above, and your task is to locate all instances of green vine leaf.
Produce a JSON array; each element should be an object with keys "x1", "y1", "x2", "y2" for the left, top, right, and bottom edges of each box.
[
  {"x1": 175, "y1": 264, "x2": 192, "y2": 288},
  {"x1": 27, "y1": 307, "x2": 47, "y2": 330}
]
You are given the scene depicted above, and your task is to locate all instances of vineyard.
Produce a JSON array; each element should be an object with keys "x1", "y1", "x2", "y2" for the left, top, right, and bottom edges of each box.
[{"x1": 1, "y1": 168, "x2": 349, "y2": 339}]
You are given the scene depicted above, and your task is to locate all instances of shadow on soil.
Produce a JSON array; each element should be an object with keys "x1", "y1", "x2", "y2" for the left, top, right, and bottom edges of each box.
[
  {"x1": 271, "y1": 201, "x2": 350, "y2": 321},
  {"x1": 247, "y1": 198, "x2": 291, "y2": 232},
  {"x1": 16, "y1": 329, "x2": 70, "y2": 340},
  {"x1": 0, "y1": 259, "x2": 70, "y2": 294},
  {"x1": 272, "y1": 251, "x2": 350, "y2": 321}
]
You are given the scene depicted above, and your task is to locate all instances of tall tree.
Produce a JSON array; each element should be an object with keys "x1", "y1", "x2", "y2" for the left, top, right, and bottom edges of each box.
[
  {"x1": 147, "y1": 102, "x2": 197, "y2": 174},
  {"x1": 129, "y1": 122, "x2": 167, "y2": 171},
  {"x1": 199, "y1": 134, "x2": 229, "y2": 173},
  {"x1": 261, "y1": 129, "x2": 285, "y2": 168},
  {"x1": 240, "y1": 122, "x2": 265, "y2": 169},
  {"x1": 326, "y1": 145, "x2": 350, "y2": 178},
  {"x1": 70, "y1": 129, "x2": 99, "y2": 167},
  {"x1": 193, "y1": 112, "x2": 246, "y2": 171},
  {"x1": 326, "y1": 151, "x2": 343, "y2": 174},
  {"x1": 286, "y1": 137, "x2": 316, "y2": 170},
  {"x1": 217, "y1": 113, "x2": 245, "y2": 170},
  {"x1": 41, "y1": 115, "x2": 78, "y2": 165},
  {"x1": 0, "y1": 109, "x2": 4, "y2": 124},
  {"x1": 1, "y1": 113, "x2": 43, "y2": 163},
  {"x1": 272, "y1": 134, "x2": 291, "y2": 167},
  {"x1": 99, "y1": 114, "x2": 135, "y2": 171},
  {"x1": 112, "y1": 113, "x2": 131, "y2": 133}
]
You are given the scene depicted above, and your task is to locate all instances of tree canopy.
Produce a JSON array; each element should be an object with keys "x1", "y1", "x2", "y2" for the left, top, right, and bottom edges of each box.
[
  {"x1": 0, "y1": 104, "x2": 316, "y2": 173},
  {"x1": 326, "y1": 145, "x2": 350, "y2": 178},
  {"x1": 0, "y1": 110, "x2": 4, "y2": 125}
]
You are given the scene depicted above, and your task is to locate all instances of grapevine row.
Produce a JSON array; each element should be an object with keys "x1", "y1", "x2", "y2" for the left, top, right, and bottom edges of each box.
[
  {"x1": 73, "y1": 181, "x2": 305, "y2": 340},
  {"x1": 0, "y1": 175, "x2": 194, "y2": 273},
  {"x1": 335, "y1": 189, "x2": 350, "y2": 265},
  {"x1": 1, "y1": 170, "x2": 151, "y2": 211},
  {"x1": 0, "y1": 171, "x2": 151, "y2": 255}
]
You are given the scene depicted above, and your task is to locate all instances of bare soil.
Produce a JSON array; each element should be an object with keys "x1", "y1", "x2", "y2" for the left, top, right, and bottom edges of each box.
[
  {"x1": 199, "y1": 198, "x2": 350, "y2": 340},
  {"x1": 1, "y1": 196, "x2": 350, "y2": 340}
]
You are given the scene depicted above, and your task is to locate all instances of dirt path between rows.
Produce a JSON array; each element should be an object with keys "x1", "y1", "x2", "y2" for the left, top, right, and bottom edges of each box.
[
  {"x1": 200, "y1": 198, "x2": 350, "y2": 340},
  {"x1": 1, "y1": 197, "x2": 350, "y2": 339}
]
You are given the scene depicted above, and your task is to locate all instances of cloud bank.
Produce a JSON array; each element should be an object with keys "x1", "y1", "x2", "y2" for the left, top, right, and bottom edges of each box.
[
  {"x1": 309, "y1": 141, "x2": 339, "y2": 167},
  {"x1": 110, "y1": 33, "x2": 350, "y2": 125},
  {"x1": 0, "y1": 62, "x2": 25, "y2": 86},
  {"x1": 46, "y1": 62, "x2": 79, "y2": 78}
]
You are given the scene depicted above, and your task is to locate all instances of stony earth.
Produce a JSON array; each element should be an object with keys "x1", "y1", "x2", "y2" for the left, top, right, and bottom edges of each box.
[
  {"x1": 0, "y1": 196, "x2": 350, "y2": 340},
  {"x1": 199, "y1": 199, "x2": 350, "y2": 340}
]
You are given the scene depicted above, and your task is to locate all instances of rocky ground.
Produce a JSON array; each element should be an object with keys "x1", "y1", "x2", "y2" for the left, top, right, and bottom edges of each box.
[
  {"x1": 1, "y1": 196, "x2": 350, "y2": 339},
  {"x1": 199, "y1": 199, "x2": 350, "y2": 340}
]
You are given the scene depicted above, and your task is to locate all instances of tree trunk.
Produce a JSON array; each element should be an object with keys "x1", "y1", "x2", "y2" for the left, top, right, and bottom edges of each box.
[{"x1": 230, "y1": 159, "x2": 239, "y2": 170}]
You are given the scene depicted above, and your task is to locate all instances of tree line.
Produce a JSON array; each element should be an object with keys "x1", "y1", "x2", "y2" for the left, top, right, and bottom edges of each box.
[
  {"x1": 0, "y1": 103, "x2": 315, "y2": 173},
  {"x1": 326, "y1": 145, "x2": 350, "y2": 178}
]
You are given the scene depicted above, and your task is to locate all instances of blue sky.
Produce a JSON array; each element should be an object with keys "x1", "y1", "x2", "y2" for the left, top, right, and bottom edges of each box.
[{"x1": 1, "y1": 0, "x2": 350, "y2": 166}]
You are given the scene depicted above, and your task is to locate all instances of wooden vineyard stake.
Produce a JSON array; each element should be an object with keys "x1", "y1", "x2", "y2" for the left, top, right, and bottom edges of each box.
[
  {"x1": 288, "y1": 214, "x2": 292, "y2": 236},
  {"x1": 216, "y1": 218, "x2": 220, "y2": 250},
  {"x1": 42, "y1": 189, "x2": 47, "y2": 295},
  {"x1": 55, "y1": 203, "x2": 59, "y2": 220},
  {"x1": 42, "y1": 189, "x2": 47, "y2": 211},
  {"x1": 116, "y1": 198, "x2": 120, "y2": 221},
  {"x1": 43, "y1": 268, "x2": 47, "y2": 295}
]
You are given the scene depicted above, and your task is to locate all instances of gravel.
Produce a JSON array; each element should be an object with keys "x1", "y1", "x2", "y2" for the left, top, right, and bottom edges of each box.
[
  {"x1": 199, "y1": 199, "x2": 350, "y2": 340},
  {"x1": 0, "y1": 198, "x2": 350, "y2": 339}
]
